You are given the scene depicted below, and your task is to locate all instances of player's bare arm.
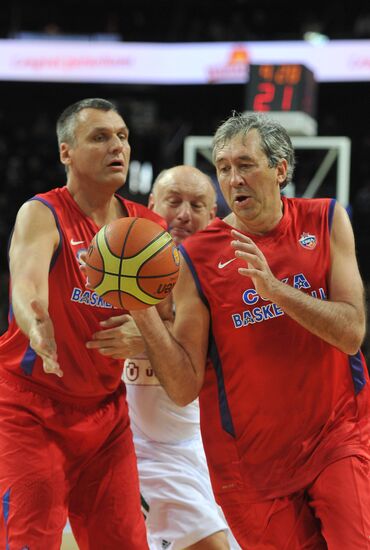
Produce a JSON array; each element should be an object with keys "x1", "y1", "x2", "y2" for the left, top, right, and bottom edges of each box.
[
  {"x1": 86, "y1": 294, "x2": 174, "y2": 359},
  {"x1": 231, "y1": 202, "x2": 365, "y2": 355},
  {"x1": 9, "y1": 200, "x2": 63, "y2": 377},
  {"x1": 131, "y1": 258, "x2": 208, "y2": 406}
]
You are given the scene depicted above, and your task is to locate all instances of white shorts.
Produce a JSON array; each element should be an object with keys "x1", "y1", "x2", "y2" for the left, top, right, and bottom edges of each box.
[{"x1": 135, "y1": 434, "x2": 240, "y2": 550}]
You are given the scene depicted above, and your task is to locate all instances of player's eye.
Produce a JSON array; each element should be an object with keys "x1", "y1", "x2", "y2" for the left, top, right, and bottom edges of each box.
[{"x1": 218, "y1": 166, "x2": 230, "y2": 174}]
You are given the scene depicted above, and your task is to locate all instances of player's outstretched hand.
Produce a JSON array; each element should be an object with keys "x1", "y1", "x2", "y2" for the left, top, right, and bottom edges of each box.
[
  {"x1": 29, "y1": 300, "x2": 63, "y2": 377},
  {"x1": 86, "y1": 314, "x2": 145, "y2": 359},
  {"x1": 231, "y1": 229, "x2": 279, "y2": 301}
]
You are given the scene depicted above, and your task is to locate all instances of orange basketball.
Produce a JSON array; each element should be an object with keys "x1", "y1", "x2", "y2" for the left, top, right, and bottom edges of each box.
[{"x1": 85, "y1": 217, "x2": 180, "y2": 310}]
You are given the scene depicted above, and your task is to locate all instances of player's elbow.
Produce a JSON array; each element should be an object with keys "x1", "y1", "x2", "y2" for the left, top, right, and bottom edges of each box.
[
  {"x1": 346, "y1": 338, "x2": 365, "y2": 356},
  {"x1": 167, "y1": 384, "x2": 200, "y2": 407},
  {"x1": 339, "y1": 326, "x2": 366, "y2": 356},
  {"x1": 175, "y1": 393, "x2": 198, "y2": 407}
]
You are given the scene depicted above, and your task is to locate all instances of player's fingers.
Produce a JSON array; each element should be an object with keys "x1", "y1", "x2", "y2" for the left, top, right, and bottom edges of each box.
[
  {"x1": 237, "y1": 267, "x2": 262, "y2": 278},
  {"x1": 86, "y1": 339, "x2": 102, "y2": 349},
  {"x1": 37, "y1": 346, "x2": 58, "y2": 363},
  {"x1": 99, "y1": 314, "x2": 132, "y2": 328},
  {"x1": 87, "y1": 343, "x2": 117, "y2": 357},
  {"x1": 42, "y1": 358, "x2": 63, "y2": 377},
  {"x1": 40, "y1": 337, "x2": 58, "y2": 355},
  {"x1": 98, "y1": 347, "x2": 126, "y2": 359},
  {"x1": 233, "y1": 243, "x2": 267, "y2": 268},
  {"x1": 79, "y1": 251, "x2": 87, "y2": 262},
  {"x1": 231, "y1": 238, "x2": 259, "y2": 252},
  {"x1": 111, "y1": 352, "x2": 125, "y2": 359},
  {"x1": 98, "y1": 347, "x2": 117, "y2": 356},
  {"x1": 231, "y1": 229, "x2": 254, "y2": 242},
  {"x1": 235, "y1": 250, "x2": 263, "y2": 268},
  {"x1": 86, "y1": 338, "x2": 117, "y2": 349},
  {"x1": 90, "y1": 329, "x2": 120, "y2": 341},
  {"x1": 31, "y1": 337, "x2": 57, "y2": 361}
]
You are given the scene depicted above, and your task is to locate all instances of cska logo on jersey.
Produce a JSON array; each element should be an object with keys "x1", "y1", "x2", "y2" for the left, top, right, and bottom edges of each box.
[{"x1": 298, "y1": 232, "x2": 317, "y2": 250}]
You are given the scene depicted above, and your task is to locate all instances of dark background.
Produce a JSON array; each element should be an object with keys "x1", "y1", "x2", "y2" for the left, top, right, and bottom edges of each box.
[{"x1": 0, "y1": 0, "x2": 369, "y2": 359}]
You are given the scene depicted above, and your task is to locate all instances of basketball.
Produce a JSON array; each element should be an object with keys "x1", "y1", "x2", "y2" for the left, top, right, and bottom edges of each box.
[{"x1": 84, "y1": 217, "x2": 181, "y2": 310}]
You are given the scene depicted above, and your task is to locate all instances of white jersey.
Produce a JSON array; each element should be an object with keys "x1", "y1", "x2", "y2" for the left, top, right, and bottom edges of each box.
[
  {"x1": 123, "y1": 356, "x2": 241, "y2": 550},
  {"x1": 123, "y1": 355, "x2": 200, "y2": 444}
]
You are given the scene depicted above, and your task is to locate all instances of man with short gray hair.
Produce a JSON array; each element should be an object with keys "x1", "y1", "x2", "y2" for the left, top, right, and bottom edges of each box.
[{"x1": 131, "y1": 112, "x2": 370, "y2": 548}]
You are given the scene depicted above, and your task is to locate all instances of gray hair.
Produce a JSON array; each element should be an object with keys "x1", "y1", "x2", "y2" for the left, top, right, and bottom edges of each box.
[
  {"x1": 56, "y1": 98, "x2": 119, "y2": 147},
  {"x1": 212, "y1": 112, "x2": 295, "y2": 188}
]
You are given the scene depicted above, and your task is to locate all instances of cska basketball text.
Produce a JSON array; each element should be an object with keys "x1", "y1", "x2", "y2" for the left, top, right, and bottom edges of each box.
[
  {"x1": 71, "y1": 287, "x2": 113, "y2": 308},
  {"x1": 231, "y1": 272, "x2": 326, "y2": 328}
]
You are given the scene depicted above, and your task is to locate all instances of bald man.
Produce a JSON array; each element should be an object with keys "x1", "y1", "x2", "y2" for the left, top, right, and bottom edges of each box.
[
  {"x1": 148, "y1": 165, "x2": 217, "y2": 246},
  {"x1": 123, "y1": 166, "x2": 240, "y2": 549}
]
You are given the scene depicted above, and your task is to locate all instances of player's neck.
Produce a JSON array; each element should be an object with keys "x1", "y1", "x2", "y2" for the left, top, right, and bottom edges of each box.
[
  {"x1": 226, "y1": 200, "x2": 284, "y2": 235},
  {"x1": 67, "y1": 184, "x2": 125, "y2": 228}
]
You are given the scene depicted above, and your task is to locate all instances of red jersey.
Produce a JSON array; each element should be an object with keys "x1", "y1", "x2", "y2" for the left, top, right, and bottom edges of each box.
[
  {"x1": 180, "y1": 197, "x2": 370, "y2": 502},
  {"x1": 0, "y1": 186, "x2": 166, "y2": 406}
]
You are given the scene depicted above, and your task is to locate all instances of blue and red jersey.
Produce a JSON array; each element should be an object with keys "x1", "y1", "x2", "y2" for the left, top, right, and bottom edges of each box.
[
  {"x1": 0, "y1": 186, "x2": 166, "y2": 405},
  {"x1": 180, "y1": 197, "x2": 370, "y2": 502}
]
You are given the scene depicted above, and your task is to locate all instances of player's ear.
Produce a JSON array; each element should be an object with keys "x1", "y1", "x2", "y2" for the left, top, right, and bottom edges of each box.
[
  {"x1": 60, "y1": 142, "x2": 71, "y2": 168},
  {"x1": 277, "y1": 159, "x2": 288, "y2": 186},
  {"x1": 209, "y1": 203, "x2": 217, "y2": 220},
  {"x1": 147, "y1": 193, "x2": 155, "y2": 211}
]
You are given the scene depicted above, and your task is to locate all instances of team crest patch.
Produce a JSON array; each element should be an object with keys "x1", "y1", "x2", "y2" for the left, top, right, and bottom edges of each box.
[{"x1": 298, "y1": 233, "x2": 317, "y2": 250}]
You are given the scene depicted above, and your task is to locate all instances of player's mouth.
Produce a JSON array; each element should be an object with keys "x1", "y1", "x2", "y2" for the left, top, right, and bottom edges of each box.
[
  {"x1": 170, "y1": 226, "x2": 191, "y2": 243},
  {"x1": 233, "y1": 194, "x2": 253, "y2": 208},
  {"x1": 107, "y1": 159, "x2": 125, "y2": 171}
]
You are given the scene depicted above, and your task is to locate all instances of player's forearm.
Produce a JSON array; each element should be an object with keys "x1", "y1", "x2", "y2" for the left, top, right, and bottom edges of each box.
[
  {"x1": 271, "y1": 281, "x2": 365, "y2": 355},
  {"x1": 131, "y1": 307, "x2": 201, "y2": 406},
  {"x1": 11, "y1": 279, "x2": 48, "y2": 337}
]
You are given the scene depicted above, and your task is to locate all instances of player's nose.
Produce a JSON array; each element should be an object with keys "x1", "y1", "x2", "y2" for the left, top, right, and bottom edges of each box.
[
  {"x1": 176, "y1": 202, "x2": 192, "y2": 220},
  {"x1": 110, "y1": 134, "x2": 125, "y2": 152},
  {"x1": 229, "y1": 167, "x2": 244, "y2": 187}
]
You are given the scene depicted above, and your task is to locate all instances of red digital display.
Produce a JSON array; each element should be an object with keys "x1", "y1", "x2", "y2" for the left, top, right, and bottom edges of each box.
[{"x1": 246, "y1": 64, "x2": 317, "y2": 117}]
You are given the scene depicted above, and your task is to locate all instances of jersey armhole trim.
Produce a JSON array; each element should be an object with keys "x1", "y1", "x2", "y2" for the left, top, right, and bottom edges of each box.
[
  {"x1": 178, "y1": 244, "x2": 210, "y2": 310},
  {"x1": 29, "y1": 197, "x2": 63, "y2": 271},
  {"x1": 328, "y1": 198, "x2": 336, "y2": 233}
]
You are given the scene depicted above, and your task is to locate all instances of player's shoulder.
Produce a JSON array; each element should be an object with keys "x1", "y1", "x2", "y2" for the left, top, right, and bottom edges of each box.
[
  {"x1": 179, "y1": 218, "x2": 227, "y2": 263},
  {"x1": 16, "y1": 186, "x2": 63, "y2": 217},
  {"x1": 21, "y1": 186, "x2": 76, "y2": 226},
  {"x1": 285, "y1": 196, "x2": 335, "y2": 220},
  {"x1": 31, "y1": 185, "x2": 65, "y2": 203},
  {"x1": 285, "y1": 196, "x2": 334, "y2": 210},
  {"x1": 118, "y1": 197, "x2": 167, "y2": 230},
  {"x1": 13, "y1": 187, "x2": 56, "y2": 214},
  {"x1": 183, "y1": 218, "x2": 226, "y2": 247}
]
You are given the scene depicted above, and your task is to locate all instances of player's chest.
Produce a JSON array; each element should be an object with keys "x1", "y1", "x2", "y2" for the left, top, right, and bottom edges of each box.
[{"x1": 200, "y1": 231, "x2": 329, "y2": 310}]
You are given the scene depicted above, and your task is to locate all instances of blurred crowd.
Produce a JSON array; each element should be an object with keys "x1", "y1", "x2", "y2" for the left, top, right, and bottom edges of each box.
[{"x1": 2, "y1": 0, "x2": 370, "y2": 42}]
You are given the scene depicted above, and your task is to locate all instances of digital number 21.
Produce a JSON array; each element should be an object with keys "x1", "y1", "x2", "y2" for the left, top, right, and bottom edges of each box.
[{"x1": 253, "y1": 83, "x2": 294, "y2": 111}]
